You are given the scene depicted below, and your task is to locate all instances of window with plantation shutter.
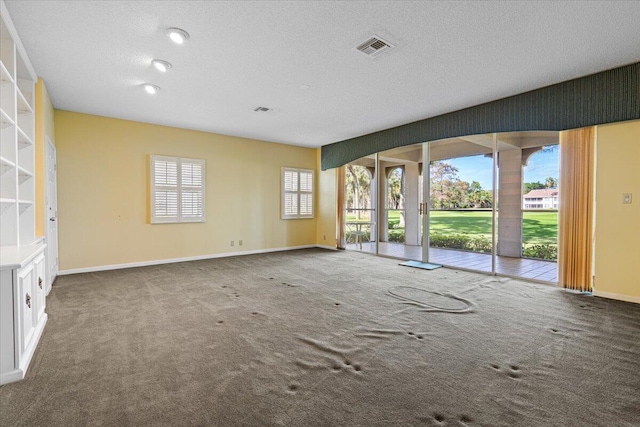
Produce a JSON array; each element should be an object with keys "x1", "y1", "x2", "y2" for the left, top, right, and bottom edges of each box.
[
  {"x1": 282, "y1": 167, "x2": 314, "y2": 219},
  {"x1": 150, "y1": 155, "x2": 205, "y2": 223}
]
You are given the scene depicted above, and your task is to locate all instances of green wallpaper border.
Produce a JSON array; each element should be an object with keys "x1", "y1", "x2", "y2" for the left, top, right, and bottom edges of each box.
[{"x1": 321, "y1": 62, "x2": 639, "y2": 170}]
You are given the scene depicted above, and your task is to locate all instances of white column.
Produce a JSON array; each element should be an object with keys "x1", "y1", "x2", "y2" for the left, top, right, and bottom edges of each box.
[
  {"x1": 378, "y1": 162, "x2": 389, "y2": 242},
  {"x1": 404, "y1": 163, "x2": 420, "y2": 246},
  {"x1": 498, "y1": 149, "x2": 523, "y2": 257}
]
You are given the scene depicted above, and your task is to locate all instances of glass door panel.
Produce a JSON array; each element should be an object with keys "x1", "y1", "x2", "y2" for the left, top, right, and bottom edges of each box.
[
  {"x1": 494, "y1": 131, "x2": 559, "y2": 282},
  {"x1": 377, "y1": 143, "x2": 424, "y2": 260},
  {"x1": 427, "y1": 134, "x2": 494, "y2": 272},
  {"x1": 344, "y1": 158, "x2": 376, "y2": 254}
]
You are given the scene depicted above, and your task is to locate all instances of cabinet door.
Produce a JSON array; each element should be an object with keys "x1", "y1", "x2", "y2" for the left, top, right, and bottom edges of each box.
[
  {"x1": 17, "y1": 264, "x2": 36, "y2": 354},
  {"x1": 33, "y1": 254, "x2": 46, "y2": 323}
]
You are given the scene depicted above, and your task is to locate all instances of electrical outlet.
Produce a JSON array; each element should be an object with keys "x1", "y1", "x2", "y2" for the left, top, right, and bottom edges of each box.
[
  {"x1": 239, "y1": 240, "x2": 243, "y2": 246},
  {"x1": 623, "y1": 193, "x2": 632, "y2": 204},
  {"x1": 230, "y1": 241, "x2": 234, "y2": 246},
  {"x1": 323, "y1": 235, "x2": 326, "y2": 240}
]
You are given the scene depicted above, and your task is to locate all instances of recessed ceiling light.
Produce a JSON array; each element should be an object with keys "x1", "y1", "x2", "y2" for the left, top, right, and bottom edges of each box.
[
  {"x1": 142, "y1": 84, "x2": 160, "y2": 95},
  {"x1": 151, "y1": 59, "x2": 172, "y2": 72},
  {"x1": 167, "y1": 27, "x2": 189, "y2": 44}
]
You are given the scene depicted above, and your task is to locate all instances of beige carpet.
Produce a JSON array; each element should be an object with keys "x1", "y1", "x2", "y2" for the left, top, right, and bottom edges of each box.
[{"x1": 1, "y1": 248, "x2": 639, "y2": 426}]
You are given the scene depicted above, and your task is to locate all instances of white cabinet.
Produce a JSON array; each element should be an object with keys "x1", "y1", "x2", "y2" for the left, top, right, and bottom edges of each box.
[
  {"x1": 0, "y1": 244, "x2": 47, "y2": 385},
  {"x1": 34, "y1": 253, "x2": 46, "y2": 322},
  {"x1": 17, "y1": 263, "x2": 36, "y2": 354},
  {"x1": 0, "y1": 3, "x2": 47, "y2": 386}
]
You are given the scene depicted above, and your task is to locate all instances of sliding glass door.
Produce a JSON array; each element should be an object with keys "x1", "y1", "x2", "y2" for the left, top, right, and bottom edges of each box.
[
  {"x1": 344, "y1": 157, "x2": 376, "y2": 254},
  {"x1": 494, "y1": 132, "x2": 559, "y2": 282},
  {"x1": 426, "y1": 134, "x2": 494, "y2": 272},
  {"x1": 342, "y1": 131, "x2": 559, "y2": 284},
  {"x1": 377, "y1": 143, "x2": 424, "y2": 260}
]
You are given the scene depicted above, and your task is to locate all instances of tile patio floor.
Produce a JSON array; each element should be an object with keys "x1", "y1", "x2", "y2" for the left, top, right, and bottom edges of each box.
[{"x1": 346, "y1": 241, "x2": 558, "y2": 283}]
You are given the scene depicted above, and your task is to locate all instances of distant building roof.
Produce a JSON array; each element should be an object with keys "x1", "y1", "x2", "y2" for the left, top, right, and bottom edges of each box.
[{"x1": 523, "y1": 189, "x2": 559, "y2": 198}]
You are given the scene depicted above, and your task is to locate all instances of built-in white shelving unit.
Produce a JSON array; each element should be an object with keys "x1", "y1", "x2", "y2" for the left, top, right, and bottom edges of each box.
[
  {"x1": 0, "y1": 0, "x2": 47, "y2": 385},
  {"x1": 0, "y1": 7, "x2": 36, "y2": 246}
]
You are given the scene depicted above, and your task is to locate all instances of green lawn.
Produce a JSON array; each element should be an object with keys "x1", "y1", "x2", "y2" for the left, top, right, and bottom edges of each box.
[
  {"x1": 429, "y1": 210, "x2": 557, "y2": 246},
  {"x1": 349, "y1": 210, "x2": 557, "y2": 246}
]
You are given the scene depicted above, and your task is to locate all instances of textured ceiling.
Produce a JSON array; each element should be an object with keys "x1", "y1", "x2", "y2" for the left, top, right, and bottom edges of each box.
[{"x1": 5, "y1": 1, "x2": 640, "y2": 148}]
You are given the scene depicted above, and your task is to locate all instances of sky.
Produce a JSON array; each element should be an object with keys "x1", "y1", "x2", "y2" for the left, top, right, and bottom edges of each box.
[{"x1": 446, "y1": 146, "x2": 559, "y2": 190}]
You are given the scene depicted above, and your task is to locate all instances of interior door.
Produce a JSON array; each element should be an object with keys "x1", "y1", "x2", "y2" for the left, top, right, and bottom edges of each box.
[{"x1": 45, "y1": 138, "x2": 58, "y2": 293}]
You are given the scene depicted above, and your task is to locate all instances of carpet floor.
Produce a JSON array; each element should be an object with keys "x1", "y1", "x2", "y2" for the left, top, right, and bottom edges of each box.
[{"x1": 1, "y1": 248, "x2": 639, "y2": 426}]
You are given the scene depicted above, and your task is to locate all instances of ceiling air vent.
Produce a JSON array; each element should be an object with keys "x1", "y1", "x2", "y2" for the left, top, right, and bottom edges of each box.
[
  {"x1": 355, "y1": 36, "x2": 393, "y2": 57},
  {"x1": 253, "y1": 106, "x2": 272, "y2": 112}
]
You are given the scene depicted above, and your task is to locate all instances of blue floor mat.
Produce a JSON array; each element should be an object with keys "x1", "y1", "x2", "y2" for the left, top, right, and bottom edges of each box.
[{"x1": 400, "y1": 260, "x2": 442, "y2": 270}]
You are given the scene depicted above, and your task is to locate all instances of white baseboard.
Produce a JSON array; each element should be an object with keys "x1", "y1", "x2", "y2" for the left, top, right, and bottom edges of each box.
[
  {"x1": 0, "y1": 368, "x2": 24, "y2": 386},
  {"x1": 593, "y1": 290, "x2": 640, "y2": 304},
  {"x1": 58, "y1": 245, "x2": 333, "y2": 276}
]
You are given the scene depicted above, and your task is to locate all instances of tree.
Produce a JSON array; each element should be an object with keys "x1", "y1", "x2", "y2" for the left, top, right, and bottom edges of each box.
[
  {"x1": 387, "y1": 168, "x2": 404, "y2": 209},
  {"x1": 523, "y1": 181, "x2": 545, "y2": 194},
  {"x1": 467, "y1": 181, "x2": 483, "y2": 208},
  {"x1": 346, "y1": 165, "x2": 372, "y2": 219},
  {"x1": 476, "y1": 190, "x2": 493, "y2": 208},
  {"x1": 430, "y1": 161, "x2": 460, "y2": 209},
  {"x1": 545, "y1": 177, "x2": 558, "y2": 189}
]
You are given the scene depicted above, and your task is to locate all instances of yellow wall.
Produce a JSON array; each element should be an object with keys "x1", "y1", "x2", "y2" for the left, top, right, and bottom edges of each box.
[
  {"x1": 594, "y1": 120, "x2": 640, "y2": 302},
  {"x1": 54, "y1": 111, "x2": 320, "y2": 271},
  {"x1": 316, "y1": 150, "x2": 337, "y2": 248},
  {"x1": 35, "y1": 78, "x2": 55, "y2": 236}
]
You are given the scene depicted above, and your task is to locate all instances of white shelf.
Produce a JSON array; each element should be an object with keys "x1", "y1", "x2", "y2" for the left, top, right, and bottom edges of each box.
[
  {"x1": 16, "y1": 88, "x2": 32, "y2": 114},
  {"x1": 0, "y1": 108, "x2": 14, "y2": 129},
  {"x1": 16, "y1": 165, "x2": 32, "y2": 183},
  {"x1": 1, "y1": 4, "x2": 37, "y2": 251},
  {"x1": 17, "y1": 200, "x2": 33, "y2": 213},
  {"x1": 0, "y1": 197, "x2": 16, "y2": 208},
  {"x1": 0, "y1": 60, "x2": 12, "y2": 84},
  {"x1": 17, "y1": 128, "x2": 33, "y2": 148},
  {"x1": 0, "y1": 155, "x2": 16, "y2": 174},
  {"x1": 0, "y1": 199, "x2": 15, "y2": 215}
]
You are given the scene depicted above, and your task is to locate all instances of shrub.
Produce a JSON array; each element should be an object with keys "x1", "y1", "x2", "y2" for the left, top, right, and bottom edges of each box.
[
  {"x1": 469, "y1": 236, "x2": 492, "y2": 253},
  {"x1": 388, "y1": 229, "x2": 405, "y2": 243},
  {"x1": 522, "y1": 244, "x2": 557, "y2": 261},
  {"x1": 429, "y1": 233, "x2": 492, "y2": 254},
  {"x1": 388, "y1": 219, "x2": 401, "y2": 229}
]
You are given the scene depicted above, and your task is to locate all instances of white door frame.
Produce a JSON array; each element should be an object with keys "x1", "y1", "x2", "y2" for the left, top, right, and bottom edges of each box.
[
  {"x1": 45, "y1": 137, "x2": 58, "y2": 294},
  {"x1": 421, "y1": 142, "x2": 430, "y2": 263}
]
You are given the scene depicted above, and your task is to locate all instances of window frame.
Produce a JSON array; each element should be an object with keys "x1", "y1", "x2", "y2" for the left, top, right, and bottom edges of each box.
[
  {"x1": 281, "y1": 167, "x2": 314, "y2": 220},
  {"x1": 150, "y1": 155, "x2": 206, "y2": 224}
]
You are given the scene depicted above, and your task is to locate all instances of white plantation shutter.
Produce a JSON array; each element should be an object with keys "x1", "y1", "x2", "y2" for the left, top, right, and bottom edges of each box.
[
  {"x1": 299, "y1": 170, "x2": 313, "y2": 192},
  {"x1": 299, "y1": 170, "x2": 313, "y2": 217},
  {"x1": 151, "y1": 155, "x2": 206, "y2": 223},
  {"x1": 284, "y1": 169, "x2": 298, "y2": 192},
  {"x1": 300, "y1": 193, "x2": 313, "y2": 216},
  {"x1": 181, "y1": 191, "x2": 203, "y2": 218},
  {"x1": 154, "y1": 160, "x2": 178, "y2": 186},
  {"x1": 181, "y1": 159, "x2": 204, "y2": 220},
  {"x1": 282, "y1": 168, "x2": 314, "y2": 219},
  {"x1": 154, "y1": 190, "x2": 179, "y2": 219},
  {"x1": 284, "y1": 192, "x2": 298, "y2": 217}
]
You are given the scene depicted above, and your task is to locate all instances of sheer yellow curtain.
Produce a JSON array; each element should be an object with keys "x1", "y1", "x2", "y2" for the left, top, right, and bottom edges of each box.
[
  {"x1": 336, "y1": 166, "x2": 346, "y2": 249},
  {"x1": 558, "y1": 127, "x2": 595, "y2": 291}
]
